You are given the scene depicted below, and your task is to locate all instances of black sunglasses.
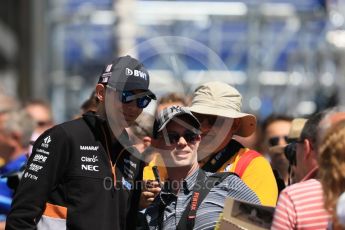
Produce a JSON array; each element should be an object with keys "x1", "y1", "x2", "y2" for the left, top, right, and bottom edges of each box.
[
  {"x1": 268, "y1": 135, "x2": 289, "y2": 147},
  {"x1": 37, "y1": 120, "x2": 52, "y2": 127},
  {"x1": 165, "y1": 131, "x2": 199, "y2": 145}
]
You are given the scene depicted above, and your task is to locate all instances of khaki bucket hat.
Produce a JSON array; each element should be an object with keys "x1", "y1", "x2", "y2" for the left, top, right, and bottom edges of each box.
[{"x1": 189, "y1": 81, "x2": 256, "y2": 137}]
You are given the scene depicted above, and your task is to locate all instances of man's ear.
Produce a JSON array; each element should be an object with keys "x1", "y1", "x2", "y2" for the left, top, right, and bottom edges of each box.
[
  {"x1": 95, "y1": 84, "x2": 106, "y2": 102},
  {"x1": 196, "y1": 134, "x2": 202, "y2": 142},
  {"x1": 303, "y1": 139, "x2": 312, "y2": 160},
  {"x1": 231, "y1": 118, "x2": 241, "y2": 132},
  {"x1": 142, "y1": 136, "x2": 152, "y2": 148}
]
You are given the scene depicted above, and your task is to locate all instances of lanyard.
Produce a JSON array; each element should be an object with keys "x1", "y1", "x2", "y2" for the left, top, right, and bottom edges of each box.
[
  {"x1": 158, "y1": 170, "x2": 234, "y2": 230},
  {"x1": 201, "y1": 139, "x2": 243, "y2": 172}
]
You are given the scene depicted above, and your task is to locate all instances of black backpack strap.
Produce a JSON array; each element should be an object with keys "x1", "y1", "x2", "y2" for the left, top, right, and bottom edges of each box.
[
  {"x1": 201, "y1": 139, "x2": 244, "y2": 172},
  {"x1": 157, "y1": 199, "x2": 167, "y2": 230},
  {"x1": 176, "y1": 170, "x2": 238, "y2": 230}
]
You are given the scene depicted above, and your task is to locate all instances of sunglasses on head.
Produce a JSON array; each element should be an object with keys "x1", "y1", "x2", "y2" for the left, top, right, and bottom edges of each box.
[
  {"x1": 268, "y1": 135, "x2": 289, "y2": 147},
  {"x1": 164, "y1": 131, "x2": 199, "y2": 145}
]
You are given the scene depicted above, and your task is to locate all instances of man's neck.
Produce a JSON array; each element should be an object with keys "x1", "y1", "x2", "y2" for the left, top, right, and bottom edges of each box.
[
  {"x1": 215, "y1": 134, "x2": 233, "y2": 153},
  {"x1": 96, "y1": 110, "x2": 125, "y2": 142},
  {"x1": 199, "y1": 133, "x2": 233, "y2": 158},
  {"x1": 302, "y1": 164, "x2": 319, "y2": 181},
  {"x1": 198, "y1": 138, "x2": 234, "y2": 167}
]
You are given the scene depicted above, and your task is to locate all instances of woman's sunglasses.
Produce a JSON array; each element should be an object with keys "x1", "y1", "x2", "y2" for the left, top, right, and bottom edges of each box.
[{"x1": 268, "y1": 135, "x2": 289, "y2": 146}]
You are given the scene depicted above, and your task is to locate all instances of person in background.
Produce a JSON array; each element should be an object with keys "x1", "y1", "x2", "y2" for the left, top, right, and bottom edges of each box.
[
  {"x1": 155, "y1": 92, "x2": 188, "y2": 113},
  {"x1": 25, "y1": 100, "x2": 55, "y2": 156},
  {"x1": 74, "y1": 90, "x2": 99, "y2": 119},
  {"x1": 317, "y1": 107, "x2": 345, "y2": 142},
  {"x1": 25, "y1": 100, "x2": 54, "y2": 137},
  {"x1": 6, "y1": 55, "x2": 156, "y2": 230},
  {"x1": 0, "y1": 109, "x2": 35, "y2": 228},
  {"x1": 127, "y1": 112, "x2": 155, "y2": 154},
  {"x1": 261, "y1": 114, "x2": 293, "y2": 186},
  {"x1": 0, "y1": 94, "x2": 20, "y2": 167},
  {"x1": 0, "y1": 94, "x2": 20, "y2": 116},
  {"x1": 80, "y1": 90, "x2": 98, "y2": 114},
  {"x1": 319, "y1": 118, "x2": 345, "y2": 230},
  {"x1": 335, "y1": 192, "x2": 345, "y2": 230},
  {"x1": 189, "y1": 81, "x2": 278, "y2": 207},
  {"x1": 145, "y1": 105, "x2": 260, "y2": 230},
  {"x1": 272, "y1": 113, "x2": 330, "y2": 230}
]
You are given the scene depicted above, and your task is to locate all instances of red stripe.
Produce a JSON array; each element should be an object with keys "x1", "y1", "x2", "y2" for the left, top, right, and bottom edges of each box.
[{"x1": 234, "y1": 150, "x2": 261, "y2": 177}]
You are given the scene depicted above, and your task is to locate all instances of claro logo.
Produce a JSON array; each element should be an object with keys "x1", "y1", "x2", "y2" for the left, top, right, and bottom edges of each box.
[{"x1": 81, "y1": 155, "x2": 99, "y2": 172}]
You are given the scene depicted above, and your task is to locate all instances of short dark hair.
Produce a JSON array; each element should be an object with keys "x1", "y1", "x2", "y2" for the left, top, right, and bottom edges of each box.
[
  {"x1": 300, "y1": 111, "x2": 326, "y2": 150},
  {"x1": 81, "y1": 90, "x2": 99, "y2": 112},
  {"x1": 262, "y1": 114, "x2": 293, "y2": 133}
]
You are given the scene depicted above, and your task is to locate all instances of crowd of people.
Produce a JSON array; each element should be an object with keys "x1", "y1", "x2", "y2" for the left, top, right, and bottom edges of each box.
[{"x1": 0, "y1": 55, "x2": 345, "y2": 230}]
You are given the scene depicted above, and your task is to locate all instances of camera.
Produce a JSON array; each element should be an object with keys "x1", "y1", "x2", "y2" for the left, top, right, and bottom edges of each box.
[{"x1": 284, "y1": 142, "x2": 297, "y2": 166}]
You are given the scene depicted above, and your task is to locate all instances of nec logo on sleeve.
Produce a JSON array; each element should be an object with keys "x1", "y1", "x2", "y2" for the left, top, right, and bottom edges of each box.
[{"x1": 125, "y1": 68, "x2": 147, "y2": 80}]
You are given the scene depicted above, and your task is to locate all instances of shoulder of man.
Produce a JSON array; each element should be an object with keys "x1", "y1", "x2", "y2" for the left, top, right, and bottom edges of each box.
[{"x1": 205, "y1": 171, "x2": 240, "y2": 188}]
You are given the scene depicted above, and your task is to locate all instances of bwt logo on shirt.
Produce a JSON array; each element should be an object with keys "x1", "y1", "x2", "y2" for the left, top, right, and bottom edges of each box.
[{"x1": 125, "y1": 68, "x2": 147, "y2": 80}]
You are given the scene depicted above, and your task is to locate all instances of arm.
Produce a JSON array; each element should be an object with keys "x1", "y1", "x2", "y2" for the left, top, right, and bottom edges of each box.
[
  {"x1": 240, "y1": 156, "x2": 278, "y2": 206},
  {"x1": 6, "y1": 127, "x2": 70, "y2": 230}
]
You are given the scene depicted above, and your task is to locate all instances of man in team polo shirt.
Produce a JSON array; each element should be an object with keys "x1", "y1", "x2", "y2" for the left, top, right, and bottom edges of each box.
[{"x1": 6, "y1": 55, "x2": 156, "y2": 230}]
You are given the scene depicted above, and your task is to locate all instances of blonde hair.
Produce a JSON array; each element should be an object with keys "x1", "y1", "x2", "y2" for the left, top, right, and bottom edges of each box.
[
  {"x1": 319, "y1": 119, "x2": 345, "y2": 227},
  {"x1": 2, "y1": 109, "x2": 36, "y2": 147}
]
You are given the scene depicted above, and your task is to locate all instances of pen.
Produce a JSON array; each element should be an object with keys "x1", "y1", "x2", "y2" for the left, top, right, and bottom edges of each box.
[{"x1": 152, "y1": 166, "x2": 161, "y2": 185}]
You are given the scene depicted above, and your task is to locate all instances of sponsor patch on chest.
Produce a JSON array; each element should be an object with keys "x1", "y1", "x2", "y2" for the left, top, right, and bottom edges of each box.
[
  {"x1": 80, "y1": 145, "x2": 99, "y2": 151},
  {"x1": 81, "y1": 155, "x2": 100, "y2": 172}
]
